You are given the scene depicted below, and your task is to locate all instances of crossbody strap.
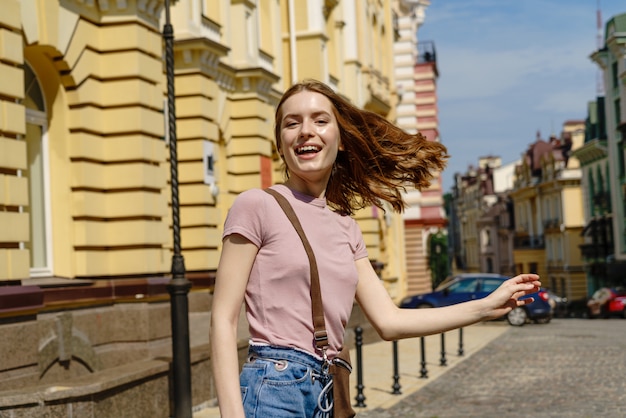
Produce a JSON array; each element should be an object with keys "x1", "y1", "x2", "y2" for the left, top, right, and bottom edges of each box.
[{"x1": 264, "y1": 188, "x2": 328, "y2": 351}]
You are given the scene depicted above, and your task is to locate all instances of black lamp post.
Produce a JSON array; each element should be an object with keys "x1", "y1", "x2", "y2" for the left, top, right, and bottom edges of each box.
[{"x1": 163, "y1": 1, "x2": 192, "y2": 417}]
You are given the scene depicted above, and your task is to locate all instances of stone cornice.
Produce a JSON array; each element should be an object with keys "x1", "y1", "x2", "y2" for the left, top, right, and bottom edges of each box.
[
  {"x1": 570, "y1": 139, "x2": 608, "y2": 165},
  {"x1": 233, "y1": 67, "x2": 281, "y2": 102},
  {"x1": 173, "y1": 37, "x2": 237, "y2": 91},
  {"x1": 60, "y1": 0, "x2": 166, "y2": 29}
]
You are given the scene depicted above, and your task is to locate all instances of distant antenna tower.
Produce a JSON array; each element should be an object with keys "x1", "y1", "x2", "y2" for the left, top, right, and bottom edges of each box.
[{"x1": 596, "y1": 0, "x2": 605, "y2": 96}]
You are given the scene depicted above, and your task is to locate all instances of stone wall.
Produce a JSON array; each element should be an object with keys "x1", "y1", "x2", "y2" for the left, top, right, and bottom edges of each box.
[{"x1": 0, "y1": 279, "x2": 214, "y2": 417}]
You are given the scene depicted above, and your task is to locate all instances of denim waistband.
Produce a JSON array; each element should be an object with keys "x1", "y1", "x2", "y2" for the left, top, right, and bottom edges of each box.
[{"x1": 248, "y1": 345, "x2": 325, "y2": 373}]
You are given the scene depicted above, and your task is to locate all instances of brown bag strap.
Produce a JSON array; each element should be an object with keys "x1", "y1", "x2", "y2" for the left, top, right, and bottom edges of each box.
[{"x1": 264, "y1": 188, "x2": 328, "y2": 350}]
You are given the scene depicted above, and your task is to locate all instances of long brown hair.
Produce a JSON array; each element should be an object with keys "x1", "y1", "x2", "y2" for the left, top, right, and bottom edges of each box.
[{"x1": 274, "y1": 79, "x2": 448, "y2": 215}]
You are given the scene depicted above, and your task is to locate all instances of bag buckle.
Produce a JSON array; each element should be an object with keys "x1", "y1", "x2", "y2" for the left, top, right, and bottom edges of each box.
[{"x1": 314, "y1": 330, "x2": 328, "y2": 344}]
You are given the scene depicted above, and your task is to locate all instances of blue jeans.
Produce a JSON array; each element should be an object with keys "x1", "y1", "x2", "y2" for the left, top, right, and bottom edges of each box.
[{"x1": 240, "y1": 345, "x2": 333, "y2": 418}]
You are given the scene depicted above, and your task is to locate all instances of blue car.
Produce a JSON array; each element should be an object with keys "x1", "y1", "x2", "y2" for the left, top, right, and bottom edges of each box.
[{"x1": 399, "y1": 273, "x2": 553, "y2": 326}]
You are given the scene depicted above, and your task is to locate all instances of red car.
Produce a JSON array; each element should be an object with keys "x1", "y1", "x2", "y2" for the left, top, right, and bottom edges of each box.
[{"x1": 587, "y1": 288, "x2": 626, "y2": 318}]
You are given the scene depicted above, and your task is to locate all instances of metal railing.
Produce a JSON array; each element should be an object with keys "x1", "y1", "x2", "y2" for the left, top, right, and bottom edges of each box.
[{"x1": 350, "y1": 326, "x2": 465, "y2": 408}]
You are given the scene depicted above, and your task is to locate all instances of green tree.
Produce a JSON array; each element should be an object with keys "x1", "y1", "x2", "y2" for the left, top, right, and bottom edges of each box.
[{"x1": 428, "y1": 231, "x2": 449, "y2": 288}]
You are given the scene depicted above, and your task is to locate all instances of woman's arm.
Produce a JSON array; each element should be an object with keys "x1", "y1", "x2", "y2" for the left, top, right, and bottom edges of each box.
[
  {"x1": 210, "y1": 234, "x2": 259, "y2": 418},
  {"x1": 354, "y1": 258, "x2": 541, "y2": 341}
]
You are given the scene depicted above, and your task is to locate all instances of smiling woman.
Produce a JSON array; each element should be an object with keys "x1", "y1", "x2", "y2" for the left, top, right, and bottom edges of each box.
[
  {"x1": 273, "y1": 80, "x2": 449, "y2": 215},
  {"x1": 210, "y1": 79, "x2": 542, "y2": 418}
]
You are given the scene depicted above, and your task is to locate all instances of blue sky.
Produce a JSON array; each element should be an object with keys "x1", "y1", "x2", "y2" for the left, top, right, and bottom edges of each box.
[{"x1": 417, "y1": 0, "x2": 626, "y2": 191}]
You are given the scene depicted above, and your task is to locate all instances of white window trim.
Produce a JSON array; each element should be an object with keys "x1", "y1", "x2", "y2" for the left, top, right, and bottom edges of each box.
[{"x1": 26, "y1": 108, "x2": 54, "y2": 278}]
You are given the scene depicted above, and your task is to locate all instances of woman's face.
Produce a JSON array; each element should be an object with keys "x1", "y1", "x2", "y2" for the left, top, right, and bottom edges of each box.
[{"x1": 278, "y1": 90, "x2": 342, "y2": 186}]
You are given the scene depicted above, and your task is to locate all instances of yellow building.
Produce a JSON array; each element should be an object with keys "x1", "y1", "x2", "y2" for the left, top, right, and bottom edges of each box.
[
  {"x1": 538, "y1": 121, "x2": 587, "y2": 300},
  {"x1": 1, "y1": 0, "x2": 406, "y2": 289},
  {"x1": 510, "y1": 123, "x2": 587, "y2": 293},
  {"x1": 511, "y1": 138, "x2": 548, "y2": 280},
  {"x1": 0, "y1": 0, "x2": 412, "y2": 414}
]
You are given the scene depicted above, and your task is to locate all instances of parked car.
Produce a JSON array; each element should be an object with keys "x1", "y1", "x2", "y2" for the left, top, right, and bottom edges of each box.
[
  {"x1": 399, "y1": 273, "x2": 553, "y2": 326},
  {"x1": 587, "y1": 288, "x2": 626, "y2": 318},
  {"x1": 545, "y1": 289, "x2": 569, "y2": 318},
  {"x1": 565, "y1": 297, "x2": 591, "y2": 318}
]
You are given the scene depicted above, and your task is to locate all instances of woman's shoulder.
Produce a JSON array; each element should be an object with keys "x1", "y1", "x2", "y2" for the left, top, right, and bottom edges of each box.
[
  {"x1": 331, "y1": 208, "x2": 359, "y2": 225},
  {"x1": 226, "y1": 188, "x2": 273, "y2": 223},
  {"x1": 232, "y1": 188, "x2": 272, "y2": 206}
]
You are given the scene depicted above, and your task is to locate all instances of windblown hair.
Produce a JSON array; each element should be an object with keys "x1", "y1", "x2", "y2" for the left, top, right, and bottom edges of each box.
[{"x1": 274, "y1": 79, "x2": 449, "y2": 215}]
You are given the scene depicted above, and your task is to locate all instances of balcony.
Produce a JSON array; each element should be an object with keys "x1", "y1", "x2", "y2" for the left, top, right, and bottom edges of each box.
[
  {"x1": 592, "y1": 192, "x2": 611, "y2": 214},
  {"x1": 580, "y1": 243, "x2": 610, "y2": 260},
  {"x1": 513, "y1": 234, "x2": 544, "y2": 249},
  {"x1": 417, "y1": 41, "x2": 437, "y2": 64},
  {"x1": 542, "y1": 218, "x2": 559, "y2": 230}
]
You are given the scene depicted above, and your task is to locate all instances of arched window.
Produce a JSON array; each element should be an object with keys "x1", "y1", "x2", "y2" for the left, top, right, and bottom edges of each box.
[{"x1": 23, "y1": 63, "x2": 53, "y2": 277}]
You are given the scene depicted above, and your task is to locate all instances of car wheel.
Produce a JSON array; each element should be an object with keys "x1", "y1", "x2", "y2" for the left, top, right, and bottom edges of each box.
[{"x1": 507, "y1": 307, "x2": 527, "y2": 326}]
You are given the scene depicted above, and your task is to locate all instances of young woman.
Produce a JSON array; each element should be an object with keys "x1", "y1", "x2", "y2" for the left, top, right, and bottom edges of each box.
[{"x1": 210, "y1": 80, "x2": 541, "y2": 418}]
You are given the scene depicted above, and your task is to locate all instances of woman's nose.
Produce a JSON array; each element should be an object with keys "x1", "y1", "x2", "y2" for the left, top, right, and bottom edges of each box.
[{"x1": 299, "y1": 119, "x2": 314, "y2": 137}]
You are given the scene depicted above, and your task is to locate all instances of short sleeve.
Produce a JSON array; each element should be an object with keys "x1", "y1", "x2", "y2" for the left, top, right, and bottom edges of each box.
[
  {"x1": 222, "y1": 189, "x2": 267, "y2": 247},
  {"x1": 352, "y1": 221, "x2": 368, "y2": 260}
]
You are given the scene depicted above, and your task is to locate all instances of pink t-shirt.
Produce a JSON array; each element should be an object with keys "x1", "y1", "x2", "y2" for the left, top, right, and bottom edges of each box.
[{"x1": 222, "y1": 184, "x2": 368, "y2": 358}]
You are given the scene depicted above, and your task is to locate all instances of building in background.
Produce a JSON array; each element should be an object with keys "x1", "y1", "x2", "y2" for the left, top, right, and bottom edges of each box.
[
  {"x1": 537, "y1": 121, "x2": 587, "y2": 301},
  {"x1": 576, "y1": 11, "x2": 626, "y2": 293},
  {"x1": 509, "y1": 123, "x2": 587, "y2": 299},
  {"x1": 573, "y1": 98, "x2": 613, "y2": 293},
  {"x1": 510, "y1": 133, "x2": 551, "y2": 281},
  {"x1": 393, "y1": 0, "x2": 447, "y2": 295},
  {"x1": 452, "y1": 156, "x2": 501, "y2": 273},
  {"x1": 450, "y1": 120, "x2": 587, "y2": 300}
]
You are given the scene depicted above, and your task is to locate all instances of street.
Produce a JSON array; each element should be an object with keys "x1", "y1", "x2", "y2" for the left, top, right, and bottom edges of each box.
[{"x1": 358, "y1": 319, "x2": 626, "y2": 418}]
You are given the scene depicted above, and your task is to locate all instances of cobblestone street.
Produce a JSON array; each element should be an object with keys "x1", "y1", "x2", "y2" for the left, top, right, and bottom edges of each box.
[{"x1": 358, "y1": 319, "x2": 626, "y2": 418}]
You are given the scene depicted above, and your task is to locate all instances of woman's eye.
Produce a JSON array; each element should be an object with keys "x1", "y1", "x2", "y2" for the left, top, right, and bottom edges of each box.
[{"x1": 316, "y1": 119, "x2": 328, "y2": 125}]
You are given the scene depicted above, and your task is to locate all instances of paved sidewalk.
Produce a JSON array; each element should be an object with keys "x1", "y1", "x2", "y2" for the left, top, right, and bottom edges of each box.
[
  {"x1": 193, "y1": 321, "x2": 509, "y2": 417},
  {"x1": 357, "y1": 319, "x2": 626, "y2": 418}
]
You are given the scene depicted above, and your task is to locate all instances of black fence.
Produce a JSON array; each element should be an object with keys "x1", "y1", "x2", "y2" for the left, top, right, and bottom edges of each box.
[{"x1": 349, "y1": 326, "x2": 465, "y2": 408}]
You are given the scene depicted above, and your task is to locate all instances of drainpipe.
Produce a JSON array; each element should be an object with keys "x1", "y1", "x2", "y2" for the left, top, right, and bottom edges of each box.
[{"x1": 288, "y1": 0, "x2": 298, "y2": 82}]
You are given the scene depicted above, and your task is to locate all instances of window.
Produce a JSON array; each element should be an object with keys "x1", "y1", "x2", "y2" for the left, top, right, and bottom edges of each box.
[
  {"x1": 482, "y1": 278, "x2": 502, "y2": 293},
  {"x1": 615, "y1": 99, "x2": 622, "y2": 135},
  {"x1": 546, "y1": 236, "x2": 552, "y2": 261},
  {"x1": 23, "y1": 63, "x2": 53, "y2": 277},
  {"x1": 448, "y1": 278, "x2": 478, "y2": 294}
]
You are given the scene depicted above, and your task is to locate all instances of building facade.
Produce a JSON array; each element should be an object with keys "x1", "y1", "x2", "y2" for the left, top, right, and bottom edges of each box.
[
  {"x1": 575, "y1": 11, "x2": 626, "y2": 292},
  {"x1": 573, "y1": 98, "x2": 613, "y2": 292},
  {"x1": 452, "y1": 156, "x2": 501, "y2": 274},
  {"x1": 392, "y1": 0, "x2": 447, "y2": 296},
  {"x1": 593, "y1": 13, "x2": 626, "y2": 264},
  {"x1": 451, "y1": 121, "x2": 587, "y2": 302},
  {"x1": 537, "y1": 121, "x2": 587, "y2": 301}
]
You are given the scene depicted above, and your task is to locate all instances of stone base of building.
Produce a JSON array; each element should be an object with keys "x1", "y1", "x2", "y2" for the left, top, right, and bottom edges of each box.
[{"x1": 0, "y1": 343, "x2": 219, "y2": 417}]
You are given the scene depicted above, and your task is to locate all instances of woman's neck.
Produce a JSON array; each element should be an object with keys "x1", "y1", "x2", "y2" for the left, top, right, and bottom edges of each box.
[{"x1": 283, "y1": 177, "x2": 327, "y2": 199}]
